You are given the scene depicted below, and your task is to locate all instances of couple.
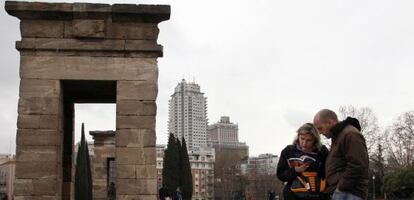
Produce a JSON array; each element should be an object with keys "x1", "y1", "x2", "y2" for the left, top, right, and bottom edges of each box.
[{"x1": 277, "y1": 109, "x2": 369, "y2": 200}]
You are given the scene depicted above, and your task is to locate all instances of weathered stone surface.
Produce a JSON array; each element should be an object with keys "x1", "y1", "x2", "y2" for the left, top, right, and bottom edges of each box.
[
  {"x1": 21, "y1": 20, "x2": 64, "y2": 38},
  {"x1": 135, "y1": 165, "x2": 156, "y2": 179},
  {"x1": 16, "y1": 162, "x2": 57, "y2": 179},
  {"x1": 92, "y1": 179, "x2": 108, "y2": 198},
  {"x1": 5, "y1": 1, "x2": 73, "y2": 21},
  {"x1": 116, "y1": 147, "x2": 144, "y2": 165},
  {"x1": 117, "y1": 164, "x2": 136, "y2": 179},
  {"x1": 117, "y1": 195, "x2": 157, "y2": 200},
  {"x1": 14, "y1": 178, "x2": 58, "y2": 195},
  {"x1": 117, "y1": 179, "x2": 157, "y2": 195},
  {"x1": 20, "y1": 56, "x2": 158, "y2": 81},
  {"x1": 17, "y1": 115, "x2": 40, "y2": 129},
  {"x1": 116, "y1": 116, "x2": 156, "y2": 129},
  {"x1": 125, "y1": 40, "x2": 162, "y2": 52},
  {"x1": 18, "y1": 97, "x2": 59, "y2": 115},
  {"x1": 17, "y1": 114, "x2": 59, "y2": 129},
  {"x1": 16, "y1": 145, "x2": 58, "y2": 162},
  {"x1": 19, "y1": 79, "x2": 60, "y2": 98},
  {"x1": 6, "y1": 2, "x2": 170, "y2": 23},
  {"x1": 14, "y1": 196, "x2": 58, "y2": 200},
  {"x1": 17, "y1": 38, "x2": 161, "y2": 54},
  {"x1": 143, "y1": 147, "x2": 156, "y2": 165},
  {"x1": 17, "y1": 38, "x2": 125, "y2": 51},
  {"x1": 117, "y1": 81, "x2": 158, "y2": 101},
  {"x1": 39, "y1": 115, "x2": 59, "y2": 129},
  {"x1": 93, "y1": 166, "x2": 107, "y2": 179},
  {"x1": 72, "y1": 3, "x2": 110, "y2": 12},
  {"x1": 112, "y1": 4, "x2": 170, "y2": 23},
  {"x1": 93, "y1": 146, "x2": 115, "y2": 160},
  {"x1": 116, "y1": 164, "x2": 158, "y2": 179},
  {"x1": 16, "y1": 129, "x2": 60, "y2": 146},
  {"x1": 116, "y1": 129, "x2": 155, "y2": 148},
  {"x1": 117, "y1": 100, "x2": 156, "y2": 116},
  {"x1": 107, "y1": 23, "x2": 159, "y2": 39},
  {"x1": 72, "y1": 19, "x2": 105, "y2": 38}
]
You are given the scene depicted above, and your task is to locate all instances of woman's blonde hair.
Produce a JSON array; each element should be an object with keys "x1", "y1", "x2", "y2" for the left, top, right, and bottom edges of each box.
[{"x1": 293, "y1": 123, "x2": 322, "y2": 151}]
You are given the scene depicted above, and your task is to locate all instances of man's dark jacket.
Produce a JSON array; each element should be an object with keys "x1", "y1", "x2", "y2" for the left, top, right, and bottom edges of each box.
[{"x1": 325, "y1": 117, "x2": 369, "y2": 199}]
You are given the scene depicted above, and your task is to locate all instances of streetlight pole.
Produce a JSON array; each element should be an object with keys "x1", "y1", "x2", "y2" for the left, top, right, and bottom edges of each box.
[{"x1": 372, "y1": 175, "x2": 376, "y2": 200}]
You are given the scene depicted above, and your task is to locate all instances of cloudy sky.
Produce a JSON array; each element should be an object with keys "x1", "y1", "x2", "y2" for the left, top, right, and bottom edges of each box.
[{"x1": 1, "y1": 0, "x2": 413, "y2": 156}]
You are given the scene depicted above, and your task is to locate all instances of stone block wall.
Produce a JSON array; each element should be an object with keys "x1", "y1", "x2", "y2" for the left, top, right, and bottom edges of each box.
[{"x1": 6, "y1": 1, "x2": 170, "y2": 199}]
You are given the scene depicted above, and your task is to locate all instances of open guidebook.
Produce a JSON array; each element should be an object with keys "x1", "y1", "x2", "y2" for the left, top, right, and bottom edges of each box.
[{"x1": 287, "y1": 155, "x2": 317, "y2": 168}]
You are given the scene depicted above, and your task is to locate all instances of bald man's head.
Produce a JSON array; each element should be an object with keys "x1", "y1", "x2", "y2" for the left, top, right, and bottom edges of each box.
[
  {"x1": 313, "y1": 109, "x2": 339, "y2": 139},
  {"x1": 315, "y1": 109, "x2": 339, "y2": 123}
]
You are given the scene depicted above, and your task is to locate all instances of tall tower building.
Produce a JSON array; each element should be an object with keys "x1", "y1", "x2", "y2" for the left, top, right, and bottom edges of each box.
[{"x1": 168, "y1": 79, "x2": 208, "y2": 151}]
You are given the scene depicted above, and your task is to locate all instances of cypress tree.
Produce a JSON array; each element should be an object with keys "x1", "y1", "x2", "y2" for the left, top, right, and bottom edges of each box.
[
  {"x1": 179, "y1": 137, "x2": 193, "y2": 200},
  {"x1": 176, "y1": 138, "x2": 183, "y2": 185},
  {"x1": 75, "y1": 123, "x2": 93, "y2": 200},
  {"x1": 163, "y1": 133, "x2": 180, "y2": 196}
]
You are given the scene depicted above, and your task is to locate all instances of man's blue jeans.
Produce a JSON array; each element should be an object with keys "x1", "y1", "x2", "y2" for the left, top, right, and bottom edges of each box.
[{"x1": 331, "y1": 191, "x2": 362, "y2": 200}]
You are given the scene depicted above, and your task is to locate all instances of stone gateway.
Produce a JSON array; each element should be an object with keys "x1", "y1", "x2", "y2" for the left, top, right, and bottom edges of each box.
[{"x1": 5, "y1": 1, "x2": 170, "y2": 199}]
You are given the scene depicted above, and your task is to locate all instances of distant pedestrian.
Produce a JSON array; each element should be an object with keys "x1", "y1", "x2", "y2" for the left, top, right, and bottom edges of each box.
[
  {"x1": 268, "y1": 191, "x2": 276, "y2": 200},
  {"x1": 107, "y1": 182, "x2": 116, "y2": 200},
  {"x1": 313, "y1": 109, "x2": 369, "y2": 200},
  {"x1": 159, "y1": 184, "x2": 169, "y2": 200},
  {"x1": 174, "y1": 187, "x2": 183, "y2": 200}
]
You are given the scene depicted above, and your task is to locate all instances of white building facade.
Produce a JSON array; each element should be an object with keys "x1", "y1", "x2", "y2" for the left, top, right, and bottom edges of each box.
[
  {"x1": 241, "y1": 153, "x2": 279, "y2": 175},
  {"x1": 168, "y1": 79, "x2": 208, "y2": 151}
]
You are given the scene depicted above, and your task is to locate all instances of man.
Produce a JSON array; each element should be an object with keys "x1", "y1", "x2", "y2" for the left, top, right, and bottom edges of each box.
[
  {"x1": 159, "y1": 184, "x2": 169, "y2": 200},
  {"x1": 107, "y1": 182, "x2": 116, "y2": 200},
  {"x1": 174, "y1": 187, "x2": 183, "y2": 200},
  {"x1": 313, "y1": 109, "x2": 369, "y2": 200}
]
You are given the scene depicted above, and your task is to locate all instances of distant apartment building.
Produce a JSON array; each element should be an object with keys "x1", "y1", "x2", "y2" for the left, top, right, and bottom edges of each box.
[
  {"x1": 156, "y1": 144, "x2": 166, "y2": 188},
  {"x1": 0, "y1": 155, "x2": 15, "y2": 200},
  {"x1": 168, "y1": 79, "x2": 208, "y2": 151},
  {"x1": 156, "y1": 145, "x2": 215, "y2": 200},
  {"x1": 241, "y1": 153, "x2": 279, "y2": 175},
  {"x1": 207, "y1": 116, "x2": 249, "y2": 160},
  {"x1": 189, "y1": 147, "x2": 215, "y2": 200}
]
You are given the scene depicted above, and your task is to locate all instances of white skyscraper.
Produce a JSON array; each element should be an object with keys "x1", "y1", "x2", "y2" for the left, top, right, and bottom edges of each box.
[{"x1": 168, "y1": 79, "x2": 208, "y2": 151}]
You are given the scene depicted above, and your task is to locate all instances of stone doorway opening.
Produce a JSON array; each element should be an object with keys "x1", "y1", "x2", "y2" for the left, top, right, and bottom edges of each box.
[
  {"x1": 75, "y1": 103, "x2": 116, "y2": 200},
  {"x1": 62, "y1": 80, "x2": 116, "y2": 200}
]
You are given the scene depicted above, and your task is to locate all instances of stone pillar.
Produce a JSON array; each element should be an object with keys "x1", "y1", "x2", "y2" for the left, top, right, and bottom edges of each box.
[
  {"x1": 116, "y1": 83, "x2": 158, "y2": 200},
  {"x1": 15, "y1": 79, "x2": 63, "y2": 200},
  {"x1": 5, "y1": 1, "x2": 170, "y2": 200},
  {"x1": 90, "y1": 131, "x2": 116, "y2": 200}
]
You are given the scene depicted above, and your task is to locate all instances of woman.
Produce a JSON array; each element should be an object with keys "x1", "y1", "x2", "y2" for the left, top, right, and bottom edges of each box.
[{"x1": 277, "y1": 123, "x2": 329, "y2": 200}]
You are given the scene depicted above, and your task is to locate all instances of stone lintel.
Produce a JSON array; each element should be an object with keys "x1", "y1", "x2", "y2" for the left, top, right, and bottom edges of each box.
[
  {"x1": 5, "y1": 1, "x2": 170, "y2": 23},
  {"x1": 20, "y1": 56, "x2": 158, "y2": 81},
  {"x1": 16, "y1": 38, "x2": 162, "y2": 55}
]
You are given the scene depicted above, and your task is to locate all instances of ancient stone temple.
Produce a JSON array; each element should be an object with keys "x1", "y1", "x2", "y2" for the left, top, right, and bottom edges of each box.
[{"x1": 5, "y1": 1, "x2": 170, "y2": 199}]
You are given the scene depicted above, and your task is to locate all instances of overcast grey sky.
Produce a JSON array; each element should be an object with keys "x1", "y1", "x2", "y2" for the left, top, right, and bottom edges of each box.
[{"x1": 1, "y1": 0, "x2": 413, "y2": 156}]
